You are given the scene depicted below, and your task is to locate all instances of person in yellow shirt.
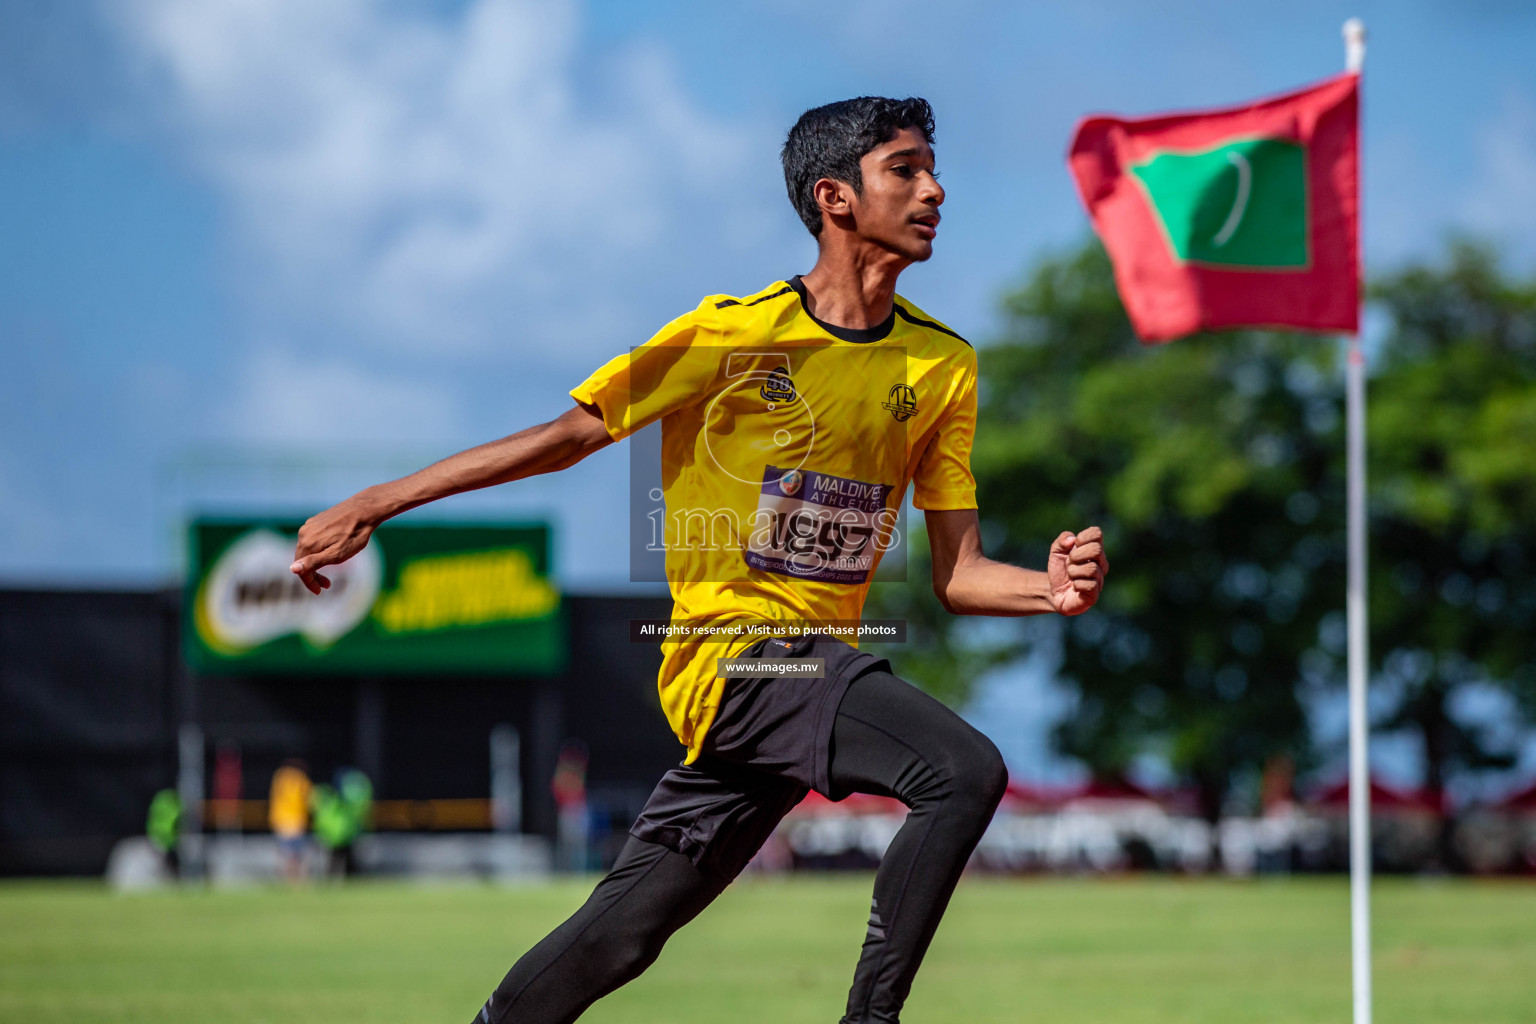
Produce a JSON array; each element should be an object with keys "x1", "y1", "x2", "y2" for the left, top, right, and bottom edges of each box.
[
  {"x1": 291, "y1": 96, "x2": 1108, "y2": 1024},
  {"x1": 268, "y1": 759, "x2": 312, "y2": 884}
]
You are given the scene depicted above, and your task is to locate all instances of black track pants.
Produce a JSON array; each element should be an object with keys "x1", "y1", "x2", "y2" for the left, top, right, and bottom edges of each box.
[
  {"x1": 827, "y1": 671, "x2": 1009, "y2": 1023},
  {"x1": 473, "y1": 669, "x2": 1008, "y2": 1024}
]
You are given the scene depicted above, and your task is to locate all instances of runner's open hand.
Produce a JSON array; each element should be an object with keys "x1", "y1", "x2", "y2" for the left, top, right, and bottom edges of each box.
[
  {"x1": 290, "y1": 499, "x2": 377, "y2": 595},
  {"x1": 1047, "y1": 526, "x2": 1108, "y2": 617}
]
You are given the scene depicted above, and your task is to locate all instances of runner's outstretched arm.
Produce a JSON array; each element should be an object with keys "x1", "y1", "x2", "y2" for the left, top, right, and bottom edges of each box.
[
  {"x1": 924, "y1": 508, "x2": 1108, "y2": 618},
  {"x1": 289, "y1": 402, "x2": 612, "y2": 594}
]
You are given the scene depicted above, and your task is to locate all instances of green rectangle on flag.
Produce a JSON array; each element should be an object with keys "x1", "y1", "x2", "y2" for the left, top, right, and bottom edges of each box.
[{"x1": 1131, "y1": 138, "x2": 1308, "y2": 268}]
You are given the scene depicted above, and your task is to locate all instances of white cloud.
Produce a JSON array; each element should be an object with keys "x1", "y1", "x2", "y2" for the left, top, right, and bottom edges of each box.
[
  {"x1": 222, "y1": 348, "x2": 464, "y2": 445},
  {"x1": 1459, "y1": 88, "x2": 1536, "y2": 262},
  {"x1": 113, "y1": 0, "x2": 764, "y2": 358}
]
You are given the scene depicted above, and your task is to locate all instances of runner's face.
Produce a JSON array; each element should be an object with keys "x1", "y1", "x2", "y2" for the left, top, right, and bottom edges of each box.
[{"x1": 849, "y1": 128, "x2": 944, "y2": 261}]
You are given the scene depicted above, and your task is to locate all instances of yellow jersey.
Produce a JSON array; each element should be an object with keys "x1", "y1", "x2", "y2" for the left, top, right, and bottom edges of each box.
[
  {"x1": 269, "y1": 765, "x2": 312, "y2": 838},
  {"x1": 571, "y1": 277, "x2": 977, "y2": 761}
]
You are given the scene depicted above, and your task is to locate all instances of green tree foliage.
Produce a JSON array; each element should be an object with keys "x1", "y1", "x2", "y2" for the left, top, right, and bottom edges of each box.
[
  {"x1": 967, "y1": 241, "x2": 1345, "y2": 819},
  {"x1": 1367, "y1": 244, "x2": 1536, "y2": 801}
]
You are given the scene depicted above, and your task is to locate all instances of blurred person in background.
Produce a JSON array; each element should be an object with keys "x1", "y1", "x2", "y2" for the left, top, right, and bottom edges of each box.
[
  {"x1": 551, "y1": 741, "x2": 590, "y2": 873},
  {"x1": 339, "y1": 768, "x2": 373, "y2": 837},
  {"x1": 145, "y1": 788, "x2": 182, "y2": 878},
  {"x1": 269, "y1": 759, "x2": 313, "y2": 884},
  {"x1": 312, "y1": 768, "x2": 373, "y2": 878},
  {"x1": 310, "y1": 783, "x2": 348, "y2": 878},
  {"x1": 212, "y1": 742, "x2": 244, "y2": 833}
]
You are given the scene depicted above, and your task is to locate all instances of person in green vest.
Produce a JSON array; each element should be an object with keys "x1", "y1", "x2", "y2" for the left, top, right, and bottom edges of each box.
[
  {"x1": 338, "y1": 768, "x2": 374, "y2": 834},
  {"x1": 312, "y1": 769, "x2": 373, "y2": 878},
  {"x1": 146, "y1": 788, "x2": 182, "y2": 878}
]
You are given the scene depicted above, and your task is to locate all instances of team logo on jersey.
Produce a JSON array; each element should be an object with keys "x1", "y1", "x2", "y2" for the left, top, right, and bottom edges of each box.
[
  {"x1": 778, "y1": 469, "x2": 804, "y2": 496},
  {"x1": 760, "y1": 371, "x2": 798, "y2": 405},
  {"x1": 882, "y1": 383, "x2": 918, "y2": 422}
]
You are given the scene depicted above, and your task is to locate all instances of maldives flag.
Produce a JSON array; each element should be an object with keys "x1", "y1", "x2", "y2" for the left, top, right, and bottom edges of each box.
[{"x1": 1069, "y1": 73, "x2": 1359, "y2": 342}]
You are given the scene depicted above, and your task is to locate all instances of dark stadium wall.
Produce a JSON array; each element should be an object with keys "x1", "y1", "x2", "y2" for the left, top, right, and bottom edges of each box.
[
  {"x1": 0, "y1": 588, "x2": 679, "y2": 876},
  {"x1": 0, "y1": 589, "x2": 183, "y2": 876}
]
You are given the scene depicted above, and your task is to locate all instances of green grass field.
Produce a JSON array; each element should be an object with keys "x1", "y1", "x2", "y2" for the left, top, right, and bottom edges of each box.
[{"x1": 1, "y1": 875, "x2": 1531, "y2": 1023}]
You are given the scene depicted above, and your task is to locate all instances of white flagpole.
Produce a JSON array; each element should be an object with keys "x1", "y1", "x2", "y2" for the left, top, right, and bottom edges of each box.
[{"x1": 1342, "y1": 17, "x2": 1372, "y2": 1024}]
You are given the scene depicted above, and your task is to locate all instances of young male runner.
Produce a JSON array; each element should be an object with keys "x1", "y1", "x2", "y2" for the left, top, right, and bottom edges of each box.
[{"x1": 291, "y1": 96, "x2": 1108, "y2": 1024}]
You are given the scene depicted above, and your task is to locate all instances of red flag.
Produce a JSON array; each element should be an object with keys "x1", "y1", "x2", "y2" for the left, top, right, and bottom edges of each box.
[{"x1": 1069, "y1": 73, "x2": 1359, "y2": 343}]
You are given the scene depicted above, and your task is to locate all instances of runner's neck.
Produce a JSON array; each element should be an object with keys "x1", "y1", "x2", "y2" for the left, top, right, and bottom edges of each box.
[{"x1": 796, "y1": 254, "x2": 905, "y2": 330}]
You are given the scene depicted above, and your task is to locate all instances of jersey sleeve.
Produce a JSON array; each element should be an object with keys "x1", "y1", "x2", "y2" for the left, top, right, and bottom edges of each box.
[
  {"x1": 570, "y1": 301, "x2": 724, "y2": 441},
  {"x1": 911, "y1": 349, "x2": 979, "y2": 511}
]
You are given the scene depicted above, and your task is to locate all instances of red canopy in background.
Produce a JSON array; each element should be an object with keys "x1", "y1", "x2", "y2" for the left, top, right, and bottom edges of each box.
[
  {"x1": 790, "y1": 791, "x2": 905, "y2": 817},
  {"x1": 1311, "y1": 777, "x2": 1444, "y2": 815},
  {"x1": 787, "y1": 778, "x2": 1171, "y2": 817},
  {"x1": 790, "y1": 775, "x2": 1466, "y2": 818},
  {"x1": 1072, "y1": 778, "x2": 1162, "y2": 803},
  {"x1": 1494, "y1": 781, "x2": 1536, "y2": 814}
]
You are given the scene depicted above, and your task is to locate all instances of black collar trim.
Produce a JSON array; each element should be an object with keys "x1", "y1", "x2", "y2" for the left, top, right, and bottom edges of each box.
[
  {"x1": 787, "y1": 276, "x2": 896, "y2": 344},
  {"x1": 714, "y1": 285, "x2": 793, "y2": 310},
  {"x1": 894, "y1": 303, "x2": 971, "y2": 347}
]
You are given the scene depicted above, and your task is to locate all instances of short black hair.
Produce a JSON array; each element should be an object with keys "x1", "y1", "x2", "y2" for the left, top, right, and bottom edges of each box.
[{"x1": 781, "y1": 96, "x2": 936, "y2": 237}]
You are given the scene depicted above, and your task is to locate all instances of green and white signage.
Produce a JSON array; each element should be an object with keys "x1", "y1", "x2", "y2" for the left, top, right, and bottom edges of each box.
[{"x1": 186, "y1": 520, "x2": 566, "y2": 675}]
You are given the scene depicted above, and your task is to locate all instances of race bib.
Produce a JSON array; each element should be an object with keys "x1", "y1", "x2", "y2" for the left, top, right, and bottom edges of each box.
[{"x1": 744, "y1": 466, "x2": 897, "y2": 584}]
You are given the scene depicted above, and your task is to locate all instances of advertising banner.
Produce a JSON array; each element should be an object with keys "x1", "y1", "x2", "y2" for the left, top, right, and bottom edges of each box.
[{"x1": 186, "y1": 520, "x2": 565, "y2": 675}]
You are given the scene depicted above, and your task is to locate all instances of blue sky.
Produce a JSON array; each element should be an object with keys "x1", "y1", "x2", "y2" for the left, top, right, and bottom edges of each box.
[
  {"x1": 5, "y1": 0, "x2": 1535, "y2": 586},
  {"x1": 4, "y1": 1, "x2": 1535, "y2": 783}
]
